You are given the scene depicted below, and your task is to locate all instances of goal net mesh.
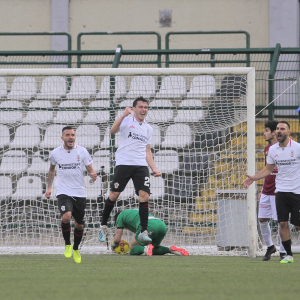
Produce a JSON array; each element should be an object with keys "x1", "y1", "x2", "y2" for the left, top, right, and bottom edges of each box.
[{"x1": 0, "y1": 68, "x2": 256, "y2": 255}]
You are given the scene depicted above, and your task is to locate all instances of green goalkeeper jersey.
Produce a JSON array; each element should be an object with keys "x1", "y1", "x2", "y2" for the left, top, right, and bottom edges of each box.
[{"x1": 116, "y1": 209, "x2": 167, "y2": 246}]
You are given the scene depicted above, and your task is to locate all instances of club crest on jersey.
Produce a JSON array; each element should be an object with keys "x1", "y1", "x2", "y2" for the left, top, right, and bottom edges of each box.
[
  {"x1": 77, "y1": 155, "x2": 80, "y2": 161},
  {"x1": 130, "y1": 125, "x2": 135, "y2": 129},
  {"x1": 139, "y1": 122, "x2": 142, "y2": 126},
  {"x1": 61, "y1": 205, "x2": 65, "y2": 211},
  {"x1": 114, "y1": 182, "x2": 119, "y2": 189},
  {"x1": 291, "y1": 150, "x2": 294, "y2": 157}
]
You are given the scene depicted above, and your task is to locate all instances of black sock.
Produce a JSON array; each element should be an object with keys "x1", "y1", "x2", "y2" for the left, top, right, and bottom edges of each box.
[
  {"x1": 282, "y1": 239, "x2": 293, "y2": 256},
  {"x1": 61, "y1": 222, "x2": 71, "y2": 245},
  {"x1": 101, "y1": 198, "x2": 116, "y2": 226},
  {"x1": 73, "y1": 228, "x2": 84, "y2": 250},
  {"x1": 139, "y1": 201, "x2": 149, "y2": 232}
]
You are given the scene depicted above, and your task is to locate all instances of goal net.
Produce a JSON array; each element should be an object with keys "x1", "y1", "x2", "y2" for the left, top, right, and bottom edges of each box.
[{"x1": 0, "y1": 67, "x2": 257, "y2": 256}]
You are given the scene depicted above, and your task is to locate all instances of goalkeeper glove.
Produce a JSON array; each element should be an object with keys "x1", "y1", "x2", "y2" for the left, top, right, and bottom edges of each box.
[{"x1": 111, "y1": 241, "x2": 119, "y2": 252}]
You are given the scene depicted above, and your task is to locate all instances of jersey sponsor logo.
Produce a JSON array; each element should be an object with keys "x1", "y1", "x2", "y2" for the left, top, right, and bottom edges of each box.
[
  {"x1": 61, "y1": 205, "x2": 66, "y2": 211},
  {"x1": 114, "y1": 182, "x2": 119, "y2": 189},
  {"x1": 127, "y1": 131, "x2": 147, "y2": 142},
  {"x1": 58, "y1": 162, "x2": 81, "y2": 170},
  {"x1": 275, "y1": 158, "x2": 297, "y2": 166}
]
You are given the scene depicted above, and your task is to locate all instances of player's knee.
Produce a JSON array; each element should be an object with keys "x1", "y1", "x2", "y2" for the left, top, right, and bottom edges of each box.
[
  {"x1": 61, "y1": 212, "x2": 71, "y2": 223},
  {"x1": 279, "y1": 221, "x2": 289, "y2": 230},
  {"x1": 138, "y1": 190, "x2": 149, "y2": 202},
  {"x1": 75, "y1": 223, "x2": 84, "y2": 231},
  {"x1": 109, "y1": 191, "x2": 120, "y2": 201}
]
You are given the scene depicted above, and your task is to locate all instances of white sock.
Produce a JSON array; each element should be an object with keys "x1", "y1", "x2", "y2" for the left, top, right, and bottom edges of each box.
[{"x1": 259, "y1": 221, "x2": 273, "y2": 247}]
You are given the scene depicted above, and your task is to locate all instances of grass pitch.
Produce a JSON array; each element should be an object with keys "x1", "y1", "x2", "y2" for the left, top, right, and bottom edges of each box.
[{"x1": 0, "y1": 254, "x2": 299, "y2": 300}]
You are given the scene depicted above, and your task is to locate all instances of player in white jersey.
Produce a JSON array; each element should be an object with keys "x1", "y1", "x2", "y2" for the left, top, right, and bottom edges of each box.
[
  {"x1": 45, "y1": 126, "x2": 97, "y2": 263},
  {"x1": 98, "y1": 97, "x2": 161, "y2": 244},
  {"x1": 244, "y1": 121, "x2": 300, "y2": 263}
]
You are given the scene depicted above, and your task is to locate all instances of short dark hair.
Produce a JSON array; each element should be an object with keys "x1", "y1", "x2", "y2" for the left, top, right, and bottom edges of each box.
[
  {"x1": 277, "y1": 121, "x2": 290, "y2": 129},
  {"x1": 62, "y1": 126, "x2": 75, "y2": 134},
  {"x1": 265, "y1": 121, "x2": 278, "y2": 133},
  {"x1": 132, "y1": 96, "x2": 149, "y2": 107}
]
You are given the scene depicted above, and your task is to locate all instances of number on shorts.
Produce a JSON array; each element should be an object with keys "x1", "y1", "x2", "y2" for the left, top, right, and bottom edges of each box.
[{"x1": 144, "y1": 176, "x2": 150, "y2": 187}]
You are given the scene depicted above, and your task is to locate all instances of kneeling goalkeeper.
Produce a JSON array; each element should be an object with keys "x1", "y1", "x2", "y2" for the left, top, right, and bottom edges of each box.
[{"x1": 111, "y1": 209, "x2": 189, "y2": 256}]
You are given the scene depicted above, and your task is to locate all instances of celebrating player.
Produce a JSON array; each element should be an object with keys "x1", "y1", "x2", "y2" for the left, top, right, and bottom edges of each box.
[
  {"x1": 258, "y1": 121, "x2": 286, "y2": 261},
  {"x1": 111, "y1": 209, "x2": 189, "y2": 256},
  {"x1": 98, "y1": 97, "x2": 161, "y2": 244},
  {"x1": 243, "y1": 121, "x2": 300, "y2": 263},
  {"x1": 45, "y1": 126, "x2": 97, "y2": 263}
]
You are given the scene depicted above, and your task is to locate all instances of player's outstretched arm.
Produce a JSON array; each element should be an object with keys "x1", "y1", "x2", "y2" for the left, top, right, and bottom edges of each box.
[
  {"x1": 86, "y1": 164, "x2": 97, "y2": 181},
  {"x1": 45, "y1": 163, "x2": 56, "y2": 199},
  {"x1": 111, "y1": 228, "x2": 123, "y2": 251},
  {"x1": 110, "y1": 107, "x2": 132, "y2": 134},
  {"x1": 146, "y1": 144, "x2": 161, "y2": 177},
  {"x1": 243, "y1": 163, "x2": 275, "y2": 189}
]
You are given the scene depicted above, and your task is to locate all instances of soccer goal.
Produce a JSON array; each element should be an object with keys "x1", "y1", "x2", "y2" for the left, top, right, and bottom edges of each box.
[{"x1": 0, "y1": 67, "x2": 257, "y2": 256}]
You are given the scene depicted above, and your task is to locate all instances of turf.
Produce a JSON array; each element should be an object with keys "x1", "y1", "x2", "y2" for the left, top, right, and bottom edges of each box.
[{"x1": 0, "y1": 254, "x2": 299, "y2": 300}]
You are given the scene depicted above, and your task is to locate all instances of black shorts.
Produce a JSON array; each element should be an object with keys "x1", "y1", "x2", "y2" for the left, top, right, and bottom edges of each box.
[
  {"x1": 57, "y1": 194, "x2": 86, "y2": 225},
  {"x1": 111, "y1": 165, "x2": 150, "y2": 196},
  {"x1": 276, "y1": 192, "x2": 300, "y2": 226}
]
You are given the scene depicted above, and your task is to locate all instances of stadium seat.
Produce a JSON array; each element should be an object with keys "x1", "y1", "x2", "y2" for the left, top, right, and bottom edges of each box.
[
  {"x1": 156, "y1": 76, "x2": 186, "y2": 98},
  {"x1": 84, "y1": 176, "x2": 102, "y2": 199},
  {"x1": 181, "y1": 153, "x2": 209, "y2": 177},
  {"x1": 174, "y1": 99, "x2": 205, "y2": 122},
  {"x1": 93, "y1": 150, "x2": 110, "y2": 174},
  {"x1": 53, "y1": 100, "x2": 83, "y2": 123},
  {"x1": 75, "y1": 125, "x2": 101, "y2": 148},
  {"x1": 154, "y1": 150, "x2": 179, "y2": 174},
  {"x1": 126, "y1": 76, "x2": 156, "y2": 99},
  {"x1": 10, "y1": 125, "x2": 41, "y2": 149},
  {"x1": 0, "y1": 150, "x2": 28, "y2": 174},
  {"x1": 146, "y1": 99, "x2": 173, "y2": 123},
  {"x1": 37, "y1": 76, "x2": 67, "y2": 99},
  {"x1": 194, "y1": 129, "x2": 224, "y2": 149},
  {"x1": 7, "y1": 76, "x2": 37, "y2": 100},
  {"x1": 100, "y1": 126, "x2": 120, "y2": 148},
  {"x1": 23, "y1": 100, "x2": 53, "y2": 124},
  {"x1": 0, "y1": 77, "x2": 7, "y2": 98},
  {"x1": 42, "y1": 176, "x2": 57, "y2": 199},
  {"x1": 96, "y1": 76, "x2": 127, "y2": 99},
  {"x1": 0, "y1": 125, "x2": 10, "y2": 148},
  {"x1": 149, "y1": 176, "x2": 165, "y2": 199},
  {"x1": 187, "y1": 75, "x2": 216, "y2": 98},
  {"x1": 219, "y1": 76, "x2": 246, "y2": 97},
  {"x1": 118, "y1": 179, "x2": 135, "y2": 200},
  {"x1": 149, "y1": 124, "x2": 161, "y2": 147},
  {"x1": 161, "y1": 124, "x2": 192, "y2": 148},
  {"x1": 0, "y1": 100, "x2": 23, "y2": 124},
  {"x1": 11, "y1": 176, "x2": 43, "y2": 200},
  {"x1": 167, "y1": 175, "x2": 196, "y2": 200},
  {"x1": 40, "y1": 124, "x2": 64, "y2": 149},
  {"x1": 27, "y1": 150, "x2": 51, "y2": 174},
  {"x1": 66, "y1": 76, "x2": 96, "y2": 99},
  {"x1": 82, "y1": 100, "x2": 110, "y2": 123},
  {"x1": 0, "y1": 176, "x2": 12, "y2": 199}
]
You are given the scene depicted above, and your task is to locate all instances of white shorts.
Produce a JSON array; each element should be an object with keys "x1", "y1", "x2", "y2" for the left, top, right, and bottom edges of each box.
[{"x1": 258, "y1": 193, "x2": 277, "y2": 220}]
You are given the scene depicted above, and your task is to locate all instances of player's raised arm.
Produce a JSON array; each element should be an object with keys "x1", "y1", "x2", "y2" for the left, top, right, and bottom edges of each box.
[
  {"x1": 243, "y1": 163, "x2": 275, "y2": 189},
  {"x1": 110, "y1": 107, "x2": 132, "y2": 134},
  {"x1": 45, "y1": 163, "x2": 56, "y2": 199},
  {"x1": 146, "y1": 144, "x2": 161, "y2": 177},
  {"x1": 86, "y1": 164, "x2": 97, "y2": 181}
]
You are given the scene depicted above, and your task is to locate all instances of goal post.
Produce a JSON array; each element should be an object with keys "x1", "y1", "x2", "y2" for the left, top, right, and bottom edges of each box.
[{"x1": 0, "y1": 67, "x2": 257, "y2": 256}]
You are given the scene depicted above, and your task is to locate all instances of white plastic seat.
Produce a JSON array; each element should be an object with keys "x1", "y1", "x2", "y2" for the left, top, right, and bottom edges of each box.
[
  {"x1": 0, "y1": 150, "x2": 28, "y2": 174},
  {"x1": 84, "y1": 176, "x2": 102, "y2": 199},
  {"x1": 149, "y1": 176, "x2": 165, "y2": 199},
  {"x1": 0, "y1": 176, "x2": 12, "y2": 198},
  {"x1": 0, "y1": 125, "x2": 10, "y2": 148},
  {"x1": 0, "y1": 100, "x2": 23, "y2": 124},
  {"x1": 23, "y1": 100, "x2": 53, "y2": 124},
  {"x1": 93, "y1": 150, "x2": 110, "y2": 174},
  {"x1": 161, "y1": 124, "x2": 192, "y2": 148},
  {"x1": 187, "y1": 75, "x2": 216, "y2": 98},
  {"x1": 11, "y1": 176, "x2": 43, "y2": 200},
  {"x1": 66, "y1": 76, "x2": 96, "y2": 99},
  {"x1": 126, "y1": 76, "x2": 156, "y2": 99},
  {"x1": 149, "y1": 124, "x2": 161, "y2": 147},
  {"x1": 10, "y1": 125, "x2": 40, "y2": 149},
  {"x1": 82, "y1": 100, "x2": 110, "y2": 123},
  {"x1": 156, "y1": 76, "x2": 186, "y2": 98},
  {"x1": 0, "y1": 77, "x2": 7, "y2": 98},
  {"x1": 96, "y1": 76, "x2": 127, "y2": 99},
  {"x1": 118, "y1": 179, "x2": 135, "y2": 200},
  {"x1": 146, "y1": 99, "x2": 173, "y2": 123},
  {"x1": 174, "y1": 99, "x2": 205, "y2": 122},
  {"x1": 154, "y1": 150, "x2": 179, "y2": 173},
  {"x1": 53, "y1": 100, "x2": 83, "y2": 123},
  {"x1": 100, "y1": 126, "x2": 120, "y2": 148},
  {"x1": 40, "y1": 125, "x2": 64, "y2": 149},
  {"x1": 27, "y1": 150, "x2": 51, "y2": 174},
  {"x1": 76, "y1": 125, "x2": 101, "y2": 148},
  {"x1": 37, "y1": 76, "x2": 67, "y2": 99},
  {"x1": 7, "y1": 76, "x2": 37, "y2": 100}
]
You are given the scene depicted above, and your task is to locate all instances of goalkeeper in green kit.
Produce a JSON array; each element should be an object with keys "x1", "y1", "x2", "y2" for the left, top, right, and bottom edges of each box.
[{"x1": 111, "y1": 209, "x2": 189, "y2": 256}]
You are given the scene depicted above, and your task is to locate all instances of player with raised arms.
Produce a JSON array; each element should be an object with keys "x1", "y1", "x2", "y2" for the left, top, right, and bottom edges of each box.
[
  {"x1": 45, "y1": 126, "x2": 97, "y2": 263},
  {"x1": 111, "y1": 209, "x2": 189, "y2": 256},
  {"x1": 98, "y1": 97, "x2": 161, "y2": 244}
]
